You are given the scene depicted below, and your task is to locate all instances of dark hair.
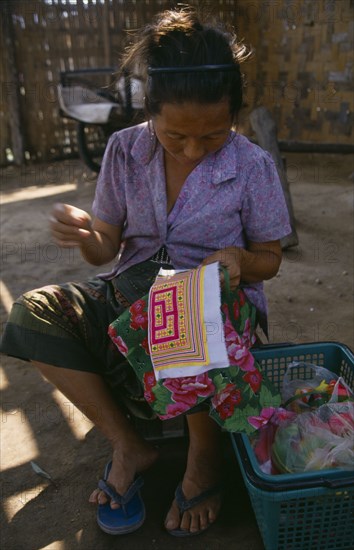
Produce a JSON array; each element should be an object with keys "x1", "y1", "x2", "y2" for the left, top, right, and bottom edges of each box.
[{"x1": 120, "y1": 8, "x2": 250, "y2": 121}]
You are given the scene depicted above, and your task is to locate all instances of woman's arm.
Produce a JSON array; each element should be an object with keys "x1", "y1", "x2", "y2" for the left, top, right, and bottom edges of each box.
[
  {"x1": 50, "y1": 203, "x2": 122, "y2": 266},
  {"x1": 201, "y1": 241, "x2": 282, "y2": 290},
  {"x1": 80, "y1": 217, "x2": 122, "y2": 266}
]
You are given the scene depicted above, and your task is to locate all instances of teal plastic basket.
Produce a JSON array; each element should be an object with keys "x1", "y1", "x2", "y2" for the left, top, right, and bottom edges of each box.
[{"x1": 231, "y1": 342, "x2": 354, "y2": 550}]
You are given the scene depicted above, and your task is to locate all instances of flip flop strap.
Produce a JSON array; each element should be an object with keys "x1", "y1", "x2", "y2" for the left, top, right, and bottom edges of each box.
[
  {"x1": 98, "y1": 476, "x2": 144, "y2": 507},
  {"x1": 175, "y1": 482, "x2": 221, "y2": 513}
]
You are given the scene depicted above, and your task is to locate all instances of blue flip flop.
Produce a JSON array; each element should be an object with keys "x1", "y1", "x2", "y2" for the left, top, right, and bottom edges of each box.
[
  {"x1": 166, "y1": 482, "x2": 222, "y2": 537},
  {"x1": 96, "y1": 461, "x2": 145, "y2": 535}
]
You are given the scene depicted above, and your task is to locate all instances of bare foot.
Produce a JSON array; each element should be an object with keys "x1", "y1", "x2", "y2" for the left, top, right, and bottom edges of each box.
[
  {"x1": 164, "y1": 449, "x2": 222, "y2": 534},
  {"x1": 89, "y1": 436, "x2": 158, "y2": 509}
]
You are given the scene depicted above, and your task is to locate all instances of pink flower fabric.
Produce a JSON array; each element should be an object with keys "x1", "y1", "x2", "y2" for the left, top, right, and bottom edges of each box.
[
  {"x1": 248, "y1": 407, "x2": 277, "y2": 429},
  {"x1": 130, "y1": 312, "x2": 148, "y2": 331},
  {"x1": 163, "y1": 373, "x2": 215, "y2": 407},
  {"x1": 239, "y1": 289, "x2": 246, "y2": 307},
  {"x1": 215, "y1": 399, "x2": 235, "y2": 420},
  {"x1": 212, "y1": 383, "x2": 243, "y2": 420},
  {"x1": 129, "y1": 299, "x2": 148, "y2": 330},
  {"x1": 212, "y1": 383, "x2": 238, "y2": 408},
  {"x1": 140, "y1": 337, "x2": 150, "y2": 355},
  {"x1": 143, "y1": 370, "x2": 156, "y2": 390},
  {"x1": 144, "y1": 389, "x2": 156, "y2": 403},
  {"x1": 130, "y1": 299, "x2": 145, "y2": 315},
  {"x1": 108, "y1": 326, "x2": 128, "y2": 355},
  {"x1": 243, "y1": 369, "x2": 262, "y2": 393},
  {"x1": 160, "y1": 402, "x2": 190, "y2": 419},
  {"x1": 233, "y1": 300, "x2": 240, "y2": 320},
  {"x1": 143, "y1": 371, "x2": 157, "y2": 403},
  {"x1": 223, "y1": 312, "x2": 256, "y2": 372}
]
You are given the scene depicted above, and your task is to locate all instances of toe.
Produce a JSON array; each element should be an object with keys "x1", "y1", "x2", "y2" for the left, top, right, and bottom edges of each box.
[
  {"x1": 97, "y1": 490, "x2": 109, "y2": 505},
  {"x1": 90, "y1": 487, "x2": 120, "y2": 509},
  {"x1": 189, "y1": 515, "x2": 201, "y2": 533},
  {"x1": 180, "y1": 511, "x2": 192, "y2": 533},
  {"x1": 110, "y1": 500, "x2": 120, "y2": 509},
  {"x1": 165, "y1": 499, "x2": 181, "y2": 531},
  {"x1": 166, "y1": 488, "x2": 222, "y2": 534},
  {"x1": 207, "y1": 505, "x2": 217, "y2": 524},
  {"x1": 89, "y1": 488, "x2": 100, "y2": 504},
  {"x1": 198, "y1": 508, "x2": 210, "y2": 531},
  {"x1": 187, "y1": 508, "x2": 208, "y2": 533}
]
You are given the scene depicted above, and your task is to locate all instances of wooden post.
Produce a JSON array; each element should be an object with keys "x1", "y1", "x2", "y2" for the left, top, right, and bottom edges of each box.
[
  {"x1": 2, "y1": 1, "x2": 24, "y2": 165},
  {"x1": 102, "y1": 1, "x2": 111, "y2": 68},
  {"x1": 249, "y1": 106, "x2": 299, "y2": 249}
]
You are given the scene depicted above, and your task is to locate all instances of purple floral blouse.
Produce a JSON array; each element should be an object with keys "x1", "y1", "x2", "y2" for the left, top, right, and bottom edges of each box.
[{"x1": 92, "y1": 122, "x2": 291, "y2": 321}]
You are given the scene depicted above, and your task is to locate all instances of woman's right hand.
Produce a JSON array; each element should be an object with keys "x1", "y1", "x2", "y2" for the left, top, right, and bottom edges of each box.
[{"x1": 50, "y1": 203, "x2": 94, "y2": 248}]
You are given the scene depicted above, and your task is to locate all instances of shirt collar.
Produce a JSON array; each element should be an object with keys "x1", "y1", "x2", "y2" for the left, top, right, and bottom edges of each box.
[
  {"x1": 131, "y1": 122, "x2": 157, "y2": 165},
  {"x1": 204, "y1": 132, "x2": 239, "y2": 185},
  {"x1": 131, "y1": 123, "x2": 239, "y2": 182}
]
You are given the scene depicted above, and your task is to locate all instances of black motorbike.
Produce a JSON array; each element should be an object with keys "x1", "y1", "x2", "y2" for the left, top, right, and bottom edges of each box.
[{"x1": 57, "y1": 68, "x2": 145, "y2": 172}]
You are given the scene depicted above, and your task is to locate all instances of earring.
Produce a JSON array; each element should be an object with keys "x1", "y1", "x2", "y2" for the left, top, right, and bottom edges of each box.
[{"x1": 148, "y1": 120, "x2": 155, "y2": 141}]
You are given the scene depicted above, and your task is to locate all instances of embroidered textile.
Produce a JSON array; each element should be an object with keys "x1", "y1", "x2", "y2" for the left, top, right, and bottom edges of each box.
[
  {"x1": 148, "y1": 263, "x2": 229, "y2": 380},
  {"x1": 108, "y1": 277, "x2": 282, "y2": 435}
]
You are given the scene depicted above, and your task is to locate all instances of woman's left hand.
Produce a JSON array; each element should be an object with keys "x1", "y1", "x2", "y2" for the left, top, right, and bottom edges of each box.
[
  {"x1": 201, "y1": 241, "x2": 283, "y2": 290},
  {"x1": 201, "y1": 246, "x2": 242, "y2": 290}
]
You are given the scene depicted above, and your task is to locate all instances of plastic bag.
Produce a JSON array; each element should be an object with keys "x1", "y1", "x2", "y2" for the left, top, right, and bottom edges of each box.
[
  {"x1": 271, "y1": 401, "x2": 354, "y2": 473},
  {"x1": 251, "y1": 407, "x2": 297, "y2": 474},
  {"x1": 281, "y1": 362, "x2": 352, "y2": 412},
  {"x1": 251, "y1": 362, "x2": 353, "y2": 474}
]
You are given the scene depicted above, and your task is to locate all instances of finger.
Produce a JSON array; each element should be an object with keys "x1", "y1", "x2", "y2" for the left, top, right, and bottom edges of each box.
[
  {"x1": 50, "y1": 218, "x2": 78, "y2": 235},
  {"x1": 202, "y1": 256, "x2": 231, "y2": 272},
  {"x1": 228, "y1": 270, "x2": 241, "y2": 289},
  {"x1": 51, "y1": 230, "x2": 82, "y2": 246},
  {"x1": 51, "y1": 218, "x2": 92, "y2": 247},
  {"x1": 52, "y1": 239, "x2": 82, "y2": 248},
  {"x1": 52, "y1": 203, "x2": 92, "y2": 229},
  {"x1": 201, "y1": 253, "x2": 221, "y2": 266},
  {"x1": 52, "y1": 203, "x2": 77, "y2": 225},
  {"x1": 51, "y1": 222, "x2": 91, "y2": 239}
]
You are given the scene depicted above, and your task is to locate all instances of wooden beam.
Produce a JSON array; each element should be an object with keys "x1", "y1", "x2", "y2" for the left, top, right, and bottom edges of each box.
[
  {"x1": 2, "y1": 1, "x2": 24, "y2": 165},
  {"x1": 102, "y1": 1, "x2": 111, "y2": 69},
  {"x1": 278, "y1": 141, "x2": 354, "y2": 155},
  {"x1": 249, "y1": 106, "x2": 299, "y2": 249}
]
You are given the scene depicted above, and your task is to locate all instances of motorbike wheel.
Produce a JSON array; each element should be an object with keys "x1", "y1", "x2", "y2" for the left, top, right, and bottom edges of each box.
[{"x1": 77, "y1": 121, "x2": 109, "y2": 173}]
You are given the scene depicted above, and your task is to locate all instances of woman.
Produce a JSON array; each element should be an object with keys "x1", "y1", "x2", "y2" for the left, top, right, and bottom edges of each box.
[{"x1": 1, "y1": 8, "x2": 291, "y2": 537}]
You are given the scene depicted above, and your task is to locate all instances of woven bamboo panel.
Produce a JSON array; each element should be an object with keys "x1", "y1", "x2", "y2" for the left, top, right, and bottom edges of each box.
[
  {"x1": 0, "y1": 0, "x2": 353, "y2": 165},
  {"x1": 237, "y1": 0, "x2": 353, "y2": 142},
  {"x1": 0, "y1": 12, "x2": 9, "y2": 166}
]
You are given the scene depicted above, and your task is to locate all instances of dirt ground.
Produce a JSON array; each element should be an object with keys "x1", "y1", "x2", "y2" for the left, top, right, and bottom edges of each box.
[{"x1": 1, "y1": 152, "x2": 353, "y2": 550}]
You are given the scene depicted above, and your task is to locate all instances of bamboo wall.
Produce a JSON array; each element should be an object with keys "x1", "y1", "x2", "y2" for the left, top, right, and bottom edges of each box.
[
  {"x1": 237, "y1": 0, "x2": 354, "y2": 142},
  {"x1": 0, "y1": 0, "x2": 353, "y2": 166}
]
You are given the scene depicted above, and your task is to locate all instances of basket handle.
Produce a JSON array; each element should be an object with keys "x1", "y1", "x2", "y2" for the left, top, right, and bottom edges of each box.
[
  {"x1": 283, "y1": 392, "x2": 354, "y2": 408},
  {"x1": 323, "y1": 477, "x2": 354, "y2": 489},
  {"x1": 252, "y1": 342, "x2": 293, "y2": 350}
]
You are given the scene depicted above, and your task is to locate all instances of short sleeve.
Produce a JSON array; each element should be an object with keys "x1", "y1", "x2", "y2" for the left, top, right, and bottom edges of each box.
[
  {"x1": 240, "y1": 153, "x2": 292, "y2": 242},
  {"x1": 92, "y1": 133, "x2": 126, "y2": 226}
]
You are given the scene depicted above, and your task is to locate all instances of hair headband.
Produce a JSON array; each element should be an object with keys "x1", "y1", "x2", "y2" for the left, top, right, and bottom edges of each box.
[{"x1": 147, "y1": 64, "x2": 237, "y2": 75}]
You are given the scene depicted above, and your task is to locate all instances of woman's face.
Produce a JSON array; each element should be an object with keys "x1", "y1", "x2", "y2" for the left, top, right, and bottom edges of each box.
[{"x1": 152, "y1": 100, "x2": 233, "y2": 168}]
